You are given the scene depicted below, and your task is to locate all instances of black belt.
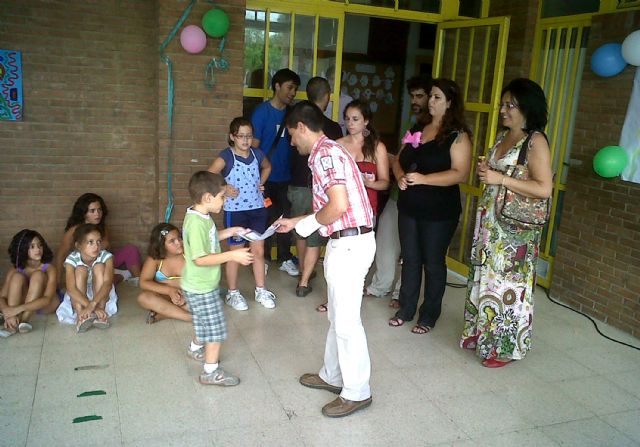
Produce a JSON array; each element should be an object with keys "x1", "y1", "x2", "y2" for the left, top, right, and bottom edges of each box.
[{"x1": 329, "y1": 226, "x2": 373, "y2": 239}]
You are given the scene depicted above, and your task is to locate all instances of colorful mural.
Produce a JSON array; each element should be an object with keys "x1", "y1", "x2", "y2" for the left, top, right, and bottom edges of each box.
[{"x1": 0, "y1": 49, "x2": 23, "y2": 121}]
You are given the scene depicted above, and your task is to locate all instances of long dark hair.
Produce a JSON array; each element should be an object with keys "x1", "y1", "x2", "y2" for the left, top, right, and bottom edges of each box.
[
  {"x1": 8, "y1": 229, "x2": 53, "y2": 269},
  {"x1": 427, "y1": 78, "x2": 471, "y2": 144},
  {"x1": 148, "y1": 223, "x2": 180, "y2": 259},
  {"x1": 65, "y1": 193, "x2": 108, "y2": 233},
  {"x1": 501, "y1": 78, "x2": 548, "y2": 132},
  {"x1": 344, "y1": 99, "x2": 380, "y2": 162}
]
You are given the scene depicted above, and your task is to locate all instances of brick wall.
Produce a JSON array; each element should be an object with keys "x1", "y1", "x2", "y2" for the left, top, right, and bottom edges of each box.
[
  {"x1": 490, "y1": 0, "x2": 540, "y2": 82},
  {"x1": 0, "y1": 0, "x2": 245, "y2": 274},
  {"x1": 551, "y1": 12, "x2": 640, "y2": 337}
]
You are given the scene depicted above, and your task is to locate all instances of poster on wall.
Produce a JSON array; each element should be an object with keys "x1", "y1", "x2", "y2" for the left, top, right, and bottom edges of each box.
[
  {"x1": 620, "y1": 67, "x2": 640, "y2": 184},
  {"x1": 0, "y1": 49, "x2": 23, "y2": 121}
]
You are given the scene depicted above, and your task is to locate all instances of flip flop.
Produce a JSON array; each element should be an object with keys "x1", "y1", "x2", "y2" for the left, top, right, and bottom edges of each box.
[
  {"x1": 76, "y1": 314, "x2": 97, "y2": 333},
  {"x1": 388, "y1": 316, "x2": 405, "y2": 327},
  {"x1": 411, "y1": 324, "x2": 431, "y2": 335},
  {"x1": 316, "y1": 303, "x2": 328, "y2": 313},
  {"x1": 93, "y1": 317, "x2": 110, "y2": 330},
  {"x1": 145, "y1": 310, "x2": 157, "y2": 325}
]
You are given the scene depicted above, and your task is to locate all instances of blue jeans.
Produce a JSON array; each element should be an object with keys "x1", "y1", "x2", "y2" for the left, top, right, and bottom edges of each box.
[{"x1": 396, "y1": 212, "x2": 458, "y2": 328}]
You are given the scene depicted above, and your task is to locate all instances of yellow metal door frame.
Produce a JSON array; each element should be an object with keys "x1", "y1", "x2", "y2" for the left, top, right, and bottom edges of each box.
[{"x1": 432, "y1": 16, "x2": 511, "y2": 278}]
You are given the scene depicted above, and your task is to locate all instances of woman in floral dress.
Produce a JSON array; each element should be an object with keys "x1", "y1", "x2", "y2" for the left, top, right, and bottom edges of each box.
[{"x1": 460, "y1": 78, "x2": 553, "y2": 367}]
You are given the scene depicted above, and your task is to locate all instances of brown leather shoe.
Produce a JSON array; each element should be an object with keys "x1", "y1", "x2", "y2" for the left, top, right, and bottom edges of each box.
[
  {"x1": 299, "y1": 373, "x2": 341, "y2": 394},
  {"x1": 321, "y1": 396, "x2": 372, "y2": 418}
]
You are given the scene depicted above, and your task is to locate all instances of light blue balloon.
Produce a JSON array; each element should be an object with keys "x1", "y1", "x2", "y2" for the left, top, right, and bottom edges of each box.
[{"x1": 591, "y1": 43, "x2": 627, "y2": 77}]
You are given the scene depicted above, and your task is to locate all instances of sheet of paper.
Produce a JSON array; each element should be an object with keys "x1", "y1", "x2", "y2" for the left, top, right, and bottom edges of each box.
[{"x1": 238, "y1": 216, "x2": 282, "y2": 242}]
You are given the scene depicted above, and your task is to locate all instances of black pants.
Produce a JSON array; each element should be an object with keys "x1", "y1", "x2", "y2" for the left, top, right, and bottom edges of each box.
[
  {"x1": 264, "y1": 181, "x2": 293, "y2": 262},
  {"x1": 396, "y1": 212, "x2": 458, "y2": 328}
]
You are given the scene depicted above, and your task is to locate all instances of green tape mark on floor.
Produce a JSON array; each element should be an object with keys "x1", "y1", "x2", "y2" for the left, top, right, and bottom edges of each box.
[
  {"x1": 77, "y1": 390, "x2": 106, "y2": 398},
  {"x1": 72, "y1": 415, "x2": 103, "y2": 424}
]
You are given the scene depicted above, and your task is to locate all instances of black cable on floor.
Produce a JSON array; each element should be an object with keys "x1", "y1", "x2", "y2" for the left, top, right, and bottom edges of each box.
[{"x1": 541, "y1": 286, "x2": 640, "y2": 352}]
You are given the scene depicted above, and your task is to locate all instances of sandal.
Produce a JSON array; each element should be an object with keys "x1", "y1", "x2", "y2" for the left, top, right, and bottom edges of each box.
[
  {"x1": 411, "y1": 324, "x2": 431, "y2": 335},
  {"x1": 388, "y1": 316, "x2": 405, "y2": 327},
  {"x1": 93, "y1": 316, "x2": 110, "y2": 330},
  {"x1": 76, "y1": 313, "x2": 96, "y2": 333},
  {"x1": 145, "y1": 310, "x2": 157, "y2": 325},
  {"x1": 388, "y1": 299, "x2": 400, "y2": 309},
  {"x1": 316, "y1": 303, "x2": 328, "y2": 313}
]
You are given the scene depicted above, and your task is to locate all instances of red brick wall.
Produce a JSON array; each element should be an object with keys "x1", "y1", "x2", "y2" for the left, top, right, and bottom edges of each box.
[
  {"x1": 0, "y1": 0, "x2": 245, "y2": 274},
  {"x1": 490, "y1": 0, "x2": 540, "y2": 82},
  {"x1": 551, "y1": 12, "x2": 640, "y2": 337}
]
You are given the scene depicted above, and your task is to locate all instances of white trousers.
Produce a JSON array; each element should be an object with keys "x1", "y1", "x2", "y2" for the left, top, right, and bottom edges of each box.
[
  {"x1": 320, "y1": 231, "x2": 376, "y2": 401},
  {"x1": 367, "y1": 200, "x2": 401, "y2": 297}
]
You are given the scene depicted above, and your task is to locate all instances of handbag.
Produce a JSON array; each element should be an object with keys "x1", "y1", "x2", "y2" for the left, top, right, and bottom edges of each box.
[{"x1": 495, "y1": 132, "x2": 551, "y2": 230}]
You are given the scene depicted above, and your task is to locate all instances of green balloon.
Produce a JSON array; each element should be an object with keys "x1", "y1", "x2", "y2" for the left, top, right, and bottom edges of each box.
[
  {"x1": 593, "y1": 145, "x2": 628, "y2": 178},
  {"x1": 202, "y1": 9, "x2": 229, "y2": 38}
]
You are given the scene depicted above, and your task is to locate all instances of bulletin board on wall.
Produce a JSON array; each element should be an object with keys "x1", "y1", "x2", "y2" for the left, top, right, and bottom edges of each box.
[{"x1": 340, "y1": 58, "x2": 403, "y2": 149}]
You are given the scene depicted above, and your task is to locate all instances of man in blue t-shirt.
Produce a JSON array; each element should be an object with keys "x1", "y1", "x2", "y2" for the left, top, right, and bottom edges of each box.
[{"x1": 251, "y1": 68, "x2": 301, "y2": 276}]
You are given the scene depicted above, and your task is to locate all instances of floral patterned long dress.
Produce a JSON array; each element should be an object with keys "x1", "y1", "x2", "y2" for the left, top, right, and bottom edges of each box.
[{"x1": 460, "y1": 132, "x2": 542, "y2": 361}]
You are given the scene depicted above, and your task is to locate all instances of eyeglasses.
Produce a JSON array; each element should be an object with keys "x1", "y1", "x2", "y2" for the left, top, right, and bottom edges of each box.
[
  {"x1": 234, "y1": 134, "x2": 253, "y2": 140},
  {"x1": 499, "y1": 102, "x2": 519, "y2": 110}
]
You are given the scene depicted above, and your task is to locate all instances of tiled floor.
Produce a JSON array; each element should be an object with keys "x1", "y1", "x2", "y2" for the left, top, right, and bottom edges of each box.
[{"x1": 1, "y1": 265, "x2": 640, "y2": 447}]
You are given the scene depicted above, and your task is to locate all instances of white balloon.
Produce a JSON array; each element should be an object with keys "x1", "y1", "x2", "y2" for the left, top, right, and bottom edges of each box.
[{"x1": 622, "y1": 30, "x2": 640, "y2": 66}]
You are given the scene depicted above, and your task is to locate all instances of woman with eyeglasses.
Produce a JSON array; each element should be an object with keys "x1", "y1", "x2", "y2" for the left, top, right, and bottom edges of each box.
[
  {"x1": 389, "y1": 78, "x2": 472, "y2": 334},
  {"x1": 460, "y1": 78, "x2": 553, "y2": 367},
  {"x1": 137, "y1": 223, "x2": 191, "y2": 325}
]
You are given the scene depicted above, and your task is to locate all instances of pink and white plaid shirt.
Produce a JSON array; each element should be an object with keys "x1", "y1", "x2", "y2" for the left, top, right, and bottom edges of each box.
[{"x1": 308, "y1": 135, "x2": 374, "y2": 237}]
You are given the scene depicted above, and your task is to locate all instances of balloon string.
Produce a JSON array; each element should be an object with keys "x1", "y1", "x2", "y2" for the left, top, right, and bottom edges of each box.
[
  {"x1": 159, "y1": 0, "x2": 196, "y2": 222},
  {"x1": 205, "y1": 37, "x2": 229, "y2": 89}
]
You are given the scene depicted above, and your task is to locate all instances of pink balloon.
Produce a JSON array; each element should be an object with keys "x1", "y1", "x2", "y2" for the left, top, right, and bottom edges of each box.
[{"x1": 180, "y1": 25, "x2": 207, "y2": 54}]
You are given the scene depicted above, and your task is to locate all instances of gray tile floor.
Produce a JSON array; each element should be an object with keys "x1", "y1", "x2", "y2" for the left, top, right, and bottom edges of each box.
[{"x1": 1, "y1": 265, "x2": 640, "y2": 447}]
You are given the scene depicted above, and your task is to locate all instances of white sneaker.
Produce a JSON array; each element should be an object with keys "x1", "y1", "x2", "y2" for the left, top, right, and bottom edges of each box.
[
  {"x1": 255, "y1": 288, "x2": 276, "y2": 309},
  {"x1": 225, "y1": 290, "x2": 248, "y2": 311},
  {"x1": 279, "y1": 259, "x2": 300, "y2": 276}
]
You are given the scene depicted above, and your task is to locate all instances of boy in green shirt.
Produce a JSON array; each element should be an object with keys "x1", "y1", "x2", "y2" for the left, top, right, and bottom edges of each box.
[{"x1": 182, "y1": 171, "x2": 253, "y2": 385}]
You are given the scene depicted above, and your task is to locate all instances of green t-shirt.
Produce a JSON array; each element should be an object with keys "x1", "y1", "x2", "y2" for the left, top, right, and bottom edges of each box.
[{"x1": 181, "y1": 207, "x2": 221, "y2": 293}]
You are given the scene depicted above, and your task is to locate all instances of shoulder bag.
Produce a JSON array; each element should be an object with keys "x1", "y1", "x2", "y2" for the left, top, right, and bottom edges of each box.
[{"x1": 495, "y1": 132, "x2": 551, "y2": 230}]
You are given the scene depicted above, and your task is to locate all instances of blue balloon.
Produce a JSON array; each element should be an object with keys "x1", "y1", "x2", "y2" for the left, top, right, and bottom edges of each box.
[{"x1": 591, "y1": 43, "x2": 627, "y2": 77}]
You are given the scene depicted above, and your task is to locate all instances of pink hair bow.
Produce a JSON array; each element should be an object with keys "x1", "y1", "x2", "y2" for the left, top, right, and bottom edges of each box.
[{"x1": 402, "y1": 130, "x2": 422, "y2": 148}]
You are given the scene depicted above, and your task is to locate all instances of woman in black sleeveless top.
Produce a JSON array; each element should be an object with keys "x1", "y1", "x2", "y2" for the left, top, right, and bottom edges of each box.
[{"x1": 389, "y1": 79, "x2": 472, "y2": 334}]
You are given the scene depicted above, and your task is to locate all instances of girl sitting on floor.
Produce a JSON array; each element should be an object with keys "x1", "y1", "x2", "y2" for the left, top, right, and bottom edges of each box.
[
  {"x1": 55, "y1": 193, "x2": 141, "y2": 286},
  {"x1": 56, "y1": 224, "x2": 118, "y2": 332},
  {"x1": 137, "y1": 223, "x2": 191, "y2": 324},
  {"x1": 0, "y1": 229, "x2": 59, "y2": 337}
]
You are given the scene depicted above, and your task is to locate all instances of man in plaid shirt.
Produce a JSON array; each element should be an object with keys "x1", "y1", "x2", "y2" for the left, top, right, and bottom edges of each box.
[{"x1": 276, "y1": 100, "x2": 376, "y2": 418}]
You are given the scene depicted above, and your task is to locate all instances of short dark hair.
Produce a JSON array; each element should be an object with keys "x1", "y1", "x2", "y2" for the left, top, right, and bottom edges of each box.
[
  {"x1": 148, "y1": 223, "x2": 180, "y2": 259},
  {"x1": 8, "y1": 229, "x2": 53, "y2": 269},
  {"x1": 285, "y1": 100, "x2": 324, "y2": 132},
  {"x1": 306, "y1": 76, "x2": 331, "y2": 103},
  {"x1": 501, "y1": 78, "x2": 548, "y2": 132},
  {"x1": 228, "y1": 117, "x2": 253, "y2": 146},
  {"x1": 65, "y1": 193, "x2": 108, "y2": 232},
  {"x1": 406, "y1": 74, "x2": 432, "y2": 94},
  {"x1": 73, "y1": 223, "x2": 103, "y2": 246},
  {"x1": 271, "y1": 68, "x2": 301, "y2": 91},
  {"x1": 188, "y1": 171, "x2": 226, "y2": 203}
]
